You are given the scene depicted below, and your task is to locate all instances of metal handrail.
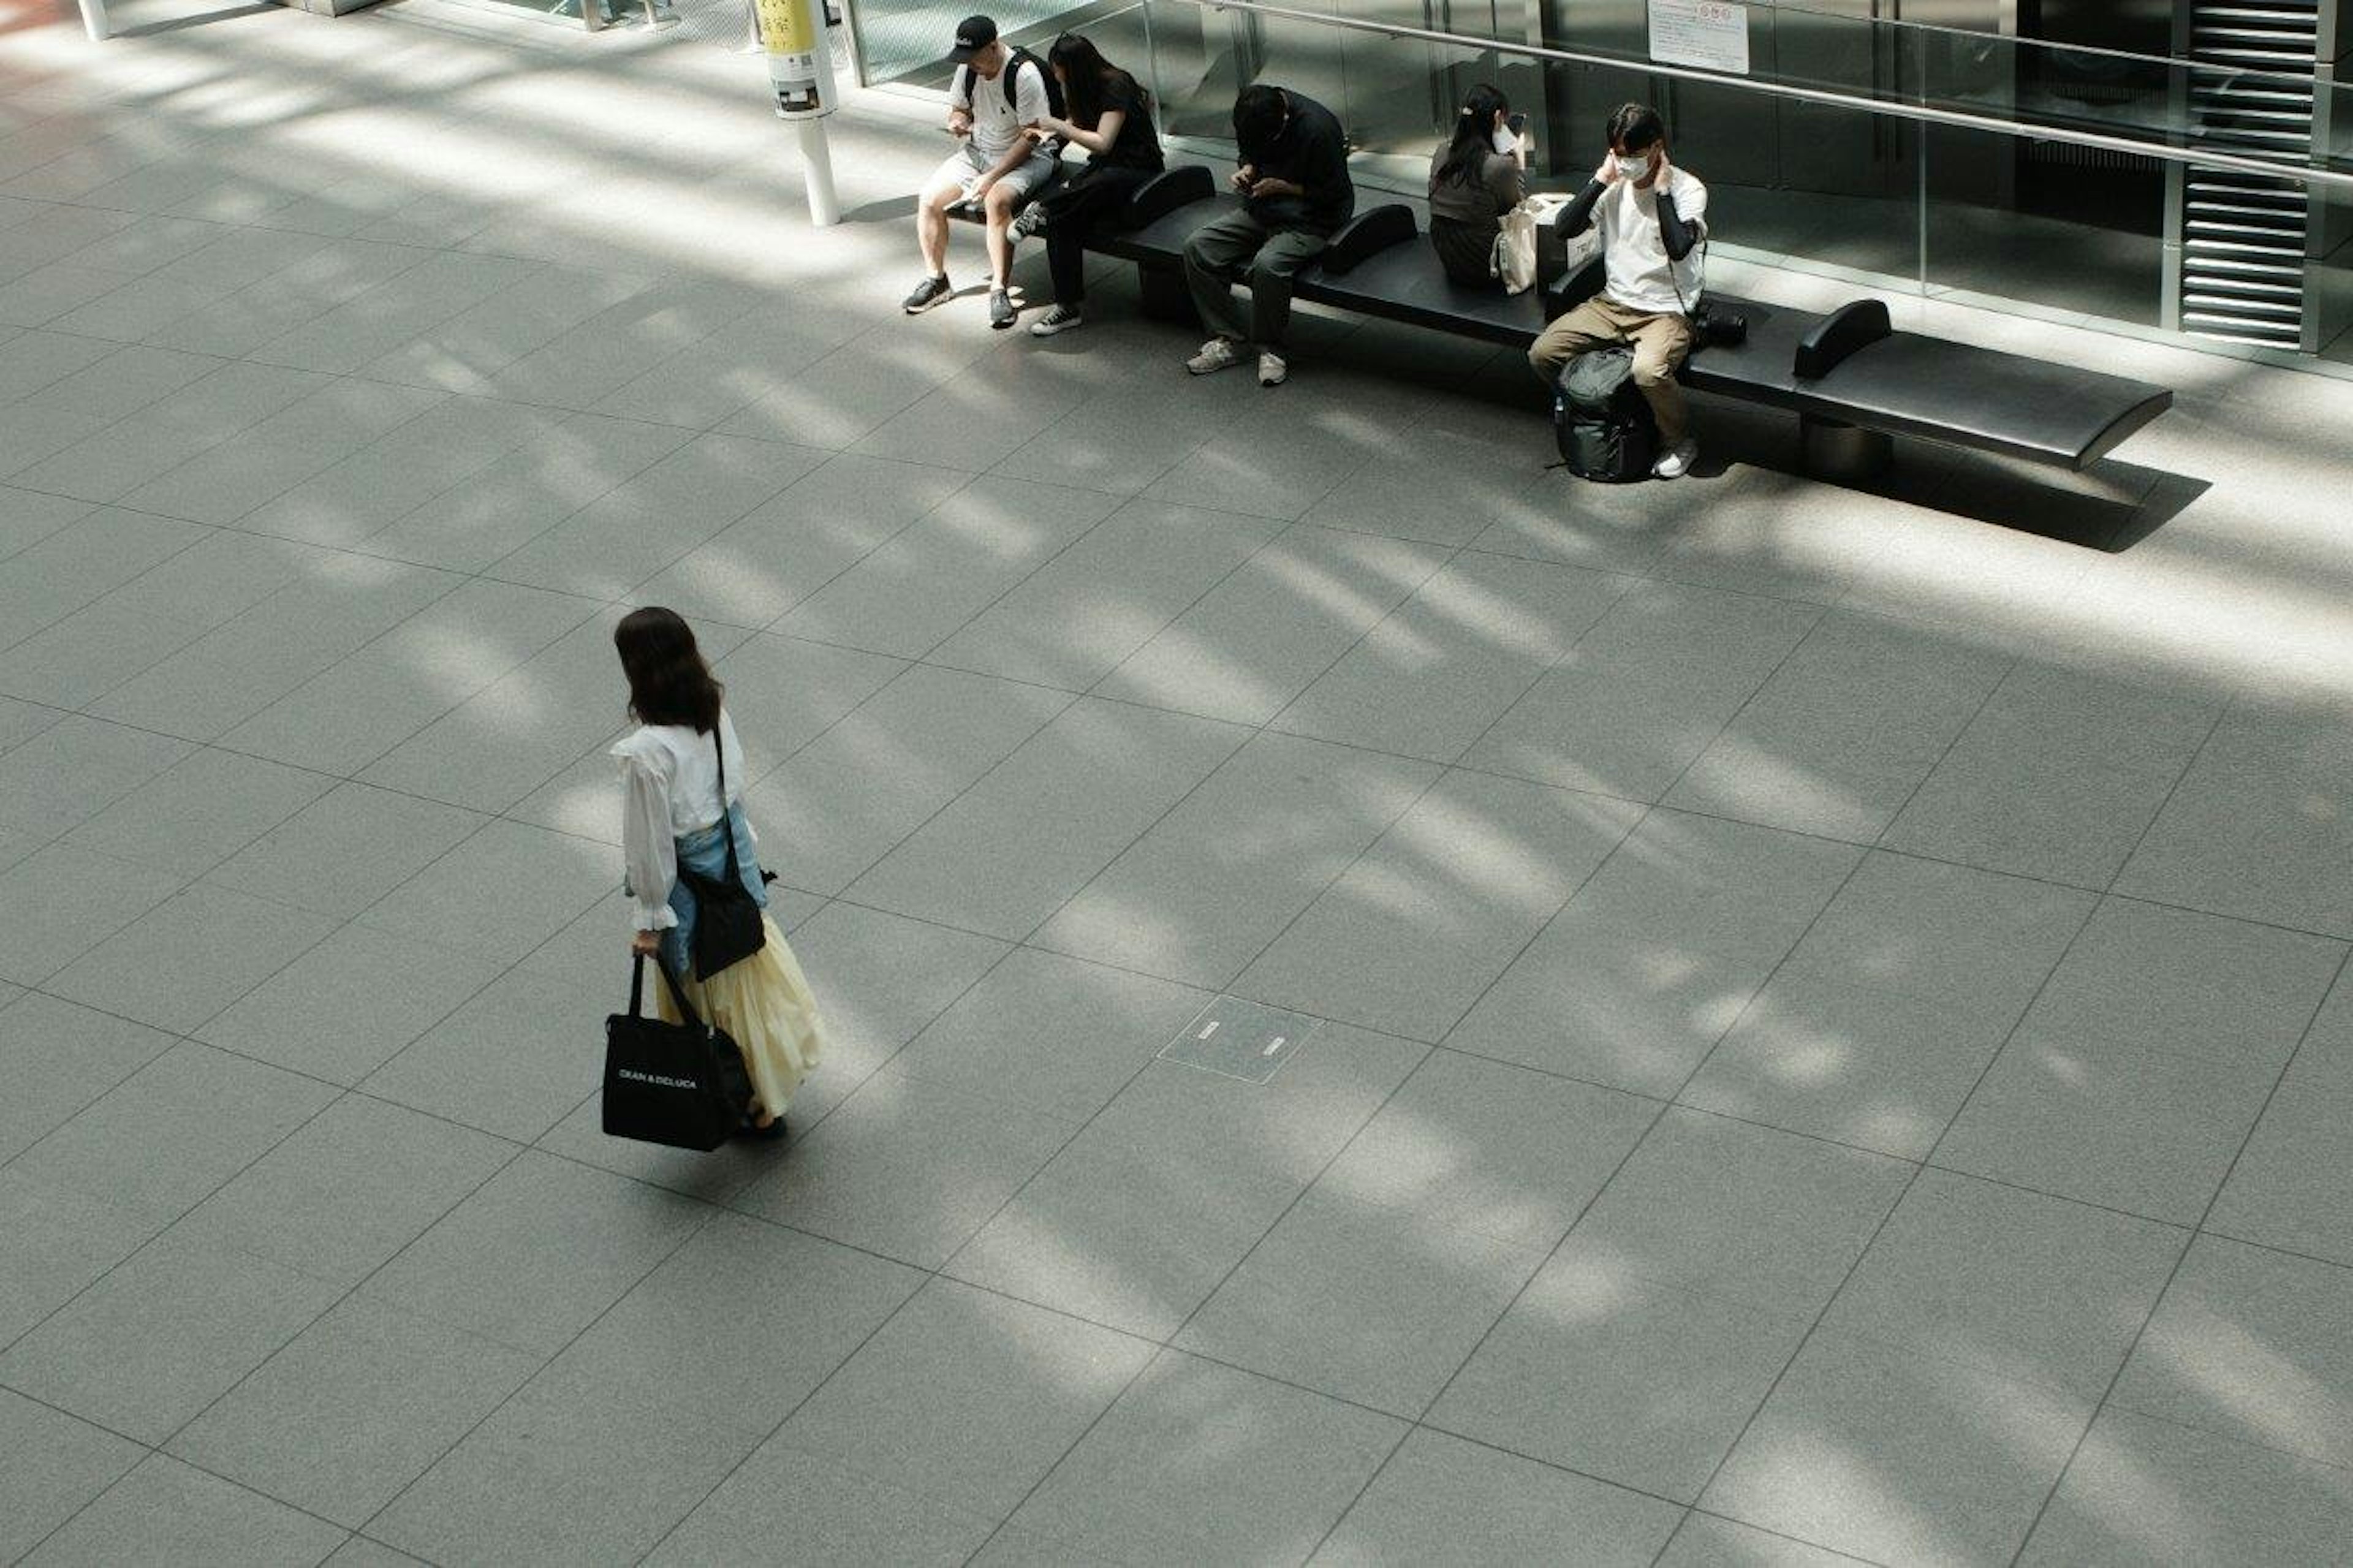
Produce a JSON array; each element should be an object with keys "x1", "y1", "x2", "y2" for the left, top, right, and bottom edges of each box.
[{"x1": 1161, "y1": 0, "x2": 2353, "y2": 192}]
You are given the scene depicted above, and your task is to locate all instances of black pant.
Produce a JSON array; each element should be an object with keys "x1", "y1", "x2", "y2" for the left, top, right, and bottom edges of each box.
[{"x1": 1039, "y1": 164, "x2": 1158, "y2": 305}]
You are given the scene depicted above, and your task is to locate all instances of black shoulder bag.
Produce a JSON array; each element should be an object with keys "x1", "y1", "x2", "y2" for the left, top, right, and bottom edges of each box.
[{"x1": 672, "y1": 725, "x2": 768, "y2": 980}]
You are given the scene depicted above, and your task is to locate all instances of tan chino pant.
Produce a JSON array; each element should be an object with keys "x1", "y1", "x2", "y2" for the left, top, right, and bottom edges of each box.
[{"x1": 1528, "y1": 296, "x2": 1694, "y2": 445}]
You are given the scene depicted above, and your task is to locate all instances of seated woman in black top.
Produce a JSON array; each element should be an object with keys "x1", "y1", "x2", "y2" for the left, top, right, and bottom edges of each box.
[
  {"x1": 1012, "y1": 33, "x2": 1165, "y2": 337},
  {"x1": 1427, "y1": 83, "x2": 1528, "y2": 289}
]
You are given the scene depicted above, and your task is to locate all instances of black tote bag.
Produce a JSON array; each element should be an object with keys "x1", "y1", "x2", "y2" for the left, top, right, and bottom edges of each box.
[
  {"x1": 602, "y1": 953, "x2": 752, "y2": 1151},
  {"x1": 673, "y1": 724, "x2": 767, "y2": 980}
]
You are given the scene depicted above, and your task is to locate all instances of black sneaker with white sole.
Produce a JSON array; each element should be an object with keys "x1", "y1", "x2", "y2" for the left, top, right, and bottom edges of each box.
[
  {"x1": 1028, "y1": 304, "x2": 1082, "y2": 338},
  {"x1": 902, "y1": 275, "x2": 951, "y2": 314},
  {"x1": 1010, "y1": 206, "x2": 1048, "y2": 242}
]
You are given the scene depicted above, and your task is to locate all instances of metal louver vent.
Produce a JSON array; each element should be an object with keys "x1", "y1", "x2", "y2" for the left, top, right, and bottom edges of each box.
[{"x1": 2178, "y1": 1, "x2": 2320, "y2": 348}]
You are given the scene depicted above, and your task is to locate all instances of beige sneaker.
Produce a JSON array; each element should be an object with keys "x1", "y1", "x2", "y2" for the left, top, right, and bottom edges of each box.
[
  {"x1": 1187, "y1": 338, "x2": 1243, "y2": 375},
  {"x1": 1257, "y1": 350, "x2": 1287, "y2": 387}
]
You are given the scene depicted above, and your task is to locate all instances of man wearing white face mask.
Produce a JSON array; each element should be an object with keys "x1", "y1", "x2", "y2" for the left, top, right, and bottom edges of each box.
[{"x1": 1528, "y1": 104, "x2": 1710, "y2": 479}]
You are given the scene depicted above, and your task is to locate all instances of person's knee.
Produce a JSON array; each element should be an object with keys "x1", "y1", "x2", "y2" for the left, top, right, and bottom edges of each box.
[
  {"x1": 985, "y1": 186, "x2": 1020, "y2": 219},
  {"x1": 1632, "y1": 357, "x2": 1676, "y2": 390}
]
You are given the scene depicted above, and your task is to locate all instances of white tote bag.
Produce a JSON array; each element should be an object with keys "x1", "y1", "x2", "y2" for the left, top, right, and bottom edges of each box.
[{"x1": 1491, "y1": 192, "x2": 1570, "y2": 295}]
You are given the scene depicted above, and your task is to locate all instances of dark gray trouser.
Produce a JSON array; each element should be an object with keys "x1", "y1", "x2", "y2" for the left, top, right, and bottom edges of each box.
[{"x1": 1181, "y1": 209, "x2": 1329, "y2": 350}]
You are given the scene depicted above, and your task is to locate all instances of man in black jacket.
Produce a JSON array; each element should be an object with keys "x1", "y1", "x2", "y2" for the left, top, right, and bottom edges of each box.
[
  {"x1": 1181, "y1": 85, "x2": 1355, "y2": 388},
  {"x1": 1529, "y1": 104, "x2": 1710, "y2": 478}
]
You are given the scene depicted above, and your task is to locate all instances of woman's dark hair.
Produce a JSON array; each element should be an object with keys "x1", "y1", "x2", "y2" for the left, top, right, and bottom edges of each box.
[
  {"x1": 615, "y1": 606, "x2": 723, "y2": 733},
  {"x1": 1233, "y1": 84, "x2": 1287, "y2": 156},
  {"x1": 1608, "y1": 102, "x2": 1665, "y2": 152},
  {"x1": 1436, "y1": 83, "x2": 1509, "y2": 190},
  {"x1": 1048, "y1": 33, "x2": 1145, "y2": 130}
]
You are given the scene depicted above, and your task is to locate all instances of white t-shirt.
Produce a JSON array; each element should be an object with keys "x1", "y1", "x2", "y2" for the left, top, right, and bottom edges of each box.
[
  {"x1": 953, "y1": 57, "x2": 1056, "y2": 161},
  {"x1": 1597, "y1": 172, "x2": 1708, "y2": 317}
]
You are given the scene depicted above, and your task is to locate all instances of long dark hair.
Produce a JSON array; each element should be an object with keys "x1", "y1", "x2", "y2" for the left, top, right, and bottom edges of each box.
[
  {"x1": 615, "y1": 606, "x2": 723, "y2": 733},
  {"x1": 1048, "y1": 32, "x2": 1143, "y2": 130},
  {"x1": 1436, "y1": 83, "x2": 1508, "y2": 189}
]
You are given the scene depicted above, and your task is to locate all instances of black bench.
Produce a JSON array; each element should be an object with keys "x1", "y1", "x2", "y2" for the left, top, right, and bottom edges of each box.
[{"x1": 961, "y1": 164, "x2": 2174, "y2": 482}]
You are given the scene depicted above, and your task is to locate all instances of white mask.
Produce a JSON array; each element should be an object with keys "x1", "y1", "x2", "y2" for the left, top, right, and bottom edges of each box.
[
  {"x1": 1490, "y1": 123, "x2": 1519, "y2": 156},
  {"x1": 1615, "y1": 151, "x2": 1653, "y2": 180}
]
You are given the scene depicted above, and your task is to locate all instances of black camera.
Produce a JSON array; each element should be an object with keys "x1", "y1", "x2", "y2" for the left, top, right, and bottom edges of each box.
[{"x1": 1691, "y1": 301, "x2": 1748, "y2": 349}]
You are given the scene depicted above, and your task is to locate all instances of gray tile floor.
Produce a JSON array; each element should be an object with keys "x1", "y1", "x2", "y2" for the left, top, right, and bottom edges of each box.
[{"x1": 4, "y1": 2, "x2": 2353, "y2": 1564}]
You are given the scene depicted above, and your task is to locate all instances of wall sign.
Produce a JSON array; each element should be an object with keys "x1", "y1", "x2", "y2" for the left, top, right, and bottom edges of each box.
[{"x1": 1650, "y1": 0, "x2": 1751, "y2": 76}]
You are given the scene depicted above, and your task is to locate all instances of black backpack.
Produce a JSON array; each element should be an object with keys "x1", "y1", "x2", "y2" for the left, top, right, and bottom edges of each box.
[
  {"x1": 956, "y1": 49, "x2": 1065, "y2": 127},
  {"x1": 1552, "y1": 348, "x2": 1656, "y2": 483}
]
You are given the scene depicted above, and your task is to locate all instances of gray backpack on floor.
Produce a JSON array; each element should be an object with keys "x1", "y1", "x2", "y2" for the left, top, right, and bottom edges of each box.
[{"x1": 1553, "y1": 348, "x2": 1656, "y2": 483}]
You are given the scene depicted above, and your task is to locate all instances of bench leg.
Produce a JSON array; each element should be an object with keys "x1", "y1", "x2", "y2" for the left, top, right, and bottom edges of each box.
[
  {"x1": 1800, "y1": 415, "x2": 1892, "y2": 485},
  {"x1": 1136, "y1": 260, "x2": 1199, "y2": 329}
]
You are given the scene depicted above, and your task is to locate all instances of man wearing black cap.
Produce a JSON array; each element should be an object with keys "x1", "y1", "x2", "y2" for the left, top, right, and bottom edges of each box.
[{"x1": 905, "y1": 15, "x2": 1063, "y2": 329}]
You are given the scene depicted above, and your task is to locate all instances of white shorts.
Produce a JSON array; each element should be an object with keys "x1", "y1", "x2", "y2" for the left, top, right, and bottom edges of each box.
[{"x1": 930, "y1": 142, "x2": 1061, "y2": 204}]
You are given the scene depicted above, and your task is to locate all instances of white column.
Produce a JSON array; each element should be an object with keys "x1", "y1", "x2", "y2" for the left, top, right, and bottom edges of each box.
[
  {"x1": 796, "y1": 118, "x2": 841, "y2": 227},
  {"x1": 75, "y1": 0, "x2": 110, "y2": 41}
]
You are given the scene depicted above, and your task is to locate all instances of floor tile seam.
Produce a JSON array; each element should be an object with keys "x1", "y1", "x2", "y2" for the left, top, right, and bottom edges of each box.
[
  {"x1": 0, "y1": 1047, "x2": 382, "y2": 1370},
  {"x1": 1666, "y1": 1147, "x2": 1950, "y2": 1535},
  {"x1": 1406, "y1": 1080, "x2": 1683, "y2": 1430},
  {"x1": 10, "y1": 1430, "x2": 369, "y2": 1567},
  {"x1": 1909, "y1": 887, "x2": 2133, "y2": 1178},
  {"x1": 230, "y1": 260, "x2": 588, "y2": 389},
  {"x1": 0, "y1": 344, "x2": 308, "y2": 498},
  {"x1": 1140, "y1": 1039, "x2": 1446, "y2": 1384},
  {"x1": 2080, "y1": 1397, "x2": 2353, "y2": 1480},
  {"x1": 1860, "y1": 632, "x2": 2034, "y2": 852},
  {"x1": 2092, "y1": 687, "x2": 2234, "y2": 902},
  {"x1": 2189, "y1": 1226, "x2": 2353, "y2": 1280},
  {"x1": 1665, "y1": 884, "x2": 2109, "y2": 1555},
  {"x1": 946, "y1": 1340, "x2": 1203, "y2": 1568},
  {"x1": 352, "y1": 1197, "x2": 729, "y2": 1548},
  {"x1": 632, "y1": 1184, "x2": 1068, "y2": 1567},
  {"x1": 732, "y1": 448, "x2": 1134, "y2": 651},
  {"x1": 1017, "y1": 513, "x2": 1523, "y2": 987},
  {"x1": 2002, "y1": 939, "x2": 2353, "y2": 1556},
  {"x1": 0, "y1": 500, "x2": 229, "y2": 662},
  {"x1": 161, "y1": 583, "x2": 620, "y2": 786},
  {"x1": 889, "y1": 441, "x2": 1313, "y2": 684},
  {"x1": 1299, "y1": 1415, "x2": 1419, "y2": 1565},
  {"x1": 1414, "y1": 596, "x2": 1855, "y2": 1112},
  {"x1": 0, "y1": 522, "x2": 316, "y2": 692},
  {"x1": 142, "y1": 1127, "x2": 542, "y2": 1472},
  {"x1": 456, "y1": 461, "x2": 812, "y2": 602},
  {"x1": 50, "y1": 537, "x2": 480, "y2": 732},
  {"x1": 1660, "y1": 1508, "x2": 1891, "y2": 1567},
  {"x1": 7, "y1": 341, "x2": 465, "y2": 529}
]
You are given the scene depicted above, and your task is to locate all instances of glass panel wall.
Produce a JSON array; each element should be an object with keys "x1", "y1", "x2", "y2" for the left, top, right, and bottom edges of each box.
[{"x1": 843, "y1": 0, "x2": 2353, "y2": 358}]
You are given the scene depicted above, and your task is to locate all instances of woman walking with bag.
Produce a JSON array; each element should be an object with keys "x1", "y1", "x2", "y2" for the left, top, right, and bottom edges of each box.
[
  {"x1": 1428, "y1": 83, "x2": 1528, "y2": 289},
  {"x1": 614, "y1": 607, "x2": 823, "y2": 1137}
]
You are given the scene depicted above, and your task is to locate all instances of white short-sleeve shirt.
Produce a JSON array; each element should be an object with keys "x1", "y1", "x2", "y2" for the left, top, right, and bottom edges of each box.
[{"x1": 1598, "y1": 172, "x2": 1709, "y2": 317}]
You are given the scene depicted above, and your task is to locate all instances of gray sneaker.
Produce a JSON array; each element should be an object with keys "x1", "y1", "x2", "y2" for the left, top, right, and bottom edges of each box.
[
  {"x1": 1010, "y1": 205, "x2": 1048, "y2": 241},
  {"x1": 988, "y1": 288, "x2": 1016, "y2": 330},
  {"x1": 901, "y1": 274, "x2": 950, "y2": 314},
  {"x1": 1029, "y1": 304, "x2": 1083, "y2": 337}
]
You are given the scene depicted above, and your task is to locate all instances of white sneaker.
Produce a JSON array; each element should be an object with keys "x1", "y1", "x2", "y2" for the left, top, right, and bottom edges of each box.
[
  {"x1": 1652, "y1": 438, "x2": 1698, "y2": 479},
  {"x1": 1187, "y1": 338, "x2": 1242, "y2": 376},
  {"x1": 1257, "y1": 350, "x2": 1287, "y2": 388}
]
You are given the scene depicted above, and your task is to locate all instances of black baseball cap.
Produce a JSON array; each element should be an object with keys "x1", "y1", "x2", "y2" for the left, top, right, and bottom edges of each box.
[{"x1": 947, "y1": 15, "x2": 997, "y2": 64}]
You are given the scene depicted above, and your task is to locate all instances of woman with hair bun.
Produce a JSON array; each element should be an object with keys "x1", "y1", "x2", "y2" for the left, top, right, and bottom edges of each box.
[{"x1": 612, "y1": 606, "x2": 824, "y2": 1137}]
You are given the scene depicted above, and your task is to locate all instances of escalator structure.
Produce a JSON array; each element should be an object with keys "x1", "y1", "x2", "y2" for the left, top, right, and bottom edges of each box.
[{"x1": 2174, "y1": 0, "x2": 2322, "y2": 349}]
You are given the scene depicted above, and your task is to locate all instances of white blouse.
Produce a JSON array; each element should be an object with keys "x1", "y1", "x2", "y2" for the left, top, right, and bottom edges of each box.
[{"x1": 614, "y1": 710, "x2": 751, "y2": 933}]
